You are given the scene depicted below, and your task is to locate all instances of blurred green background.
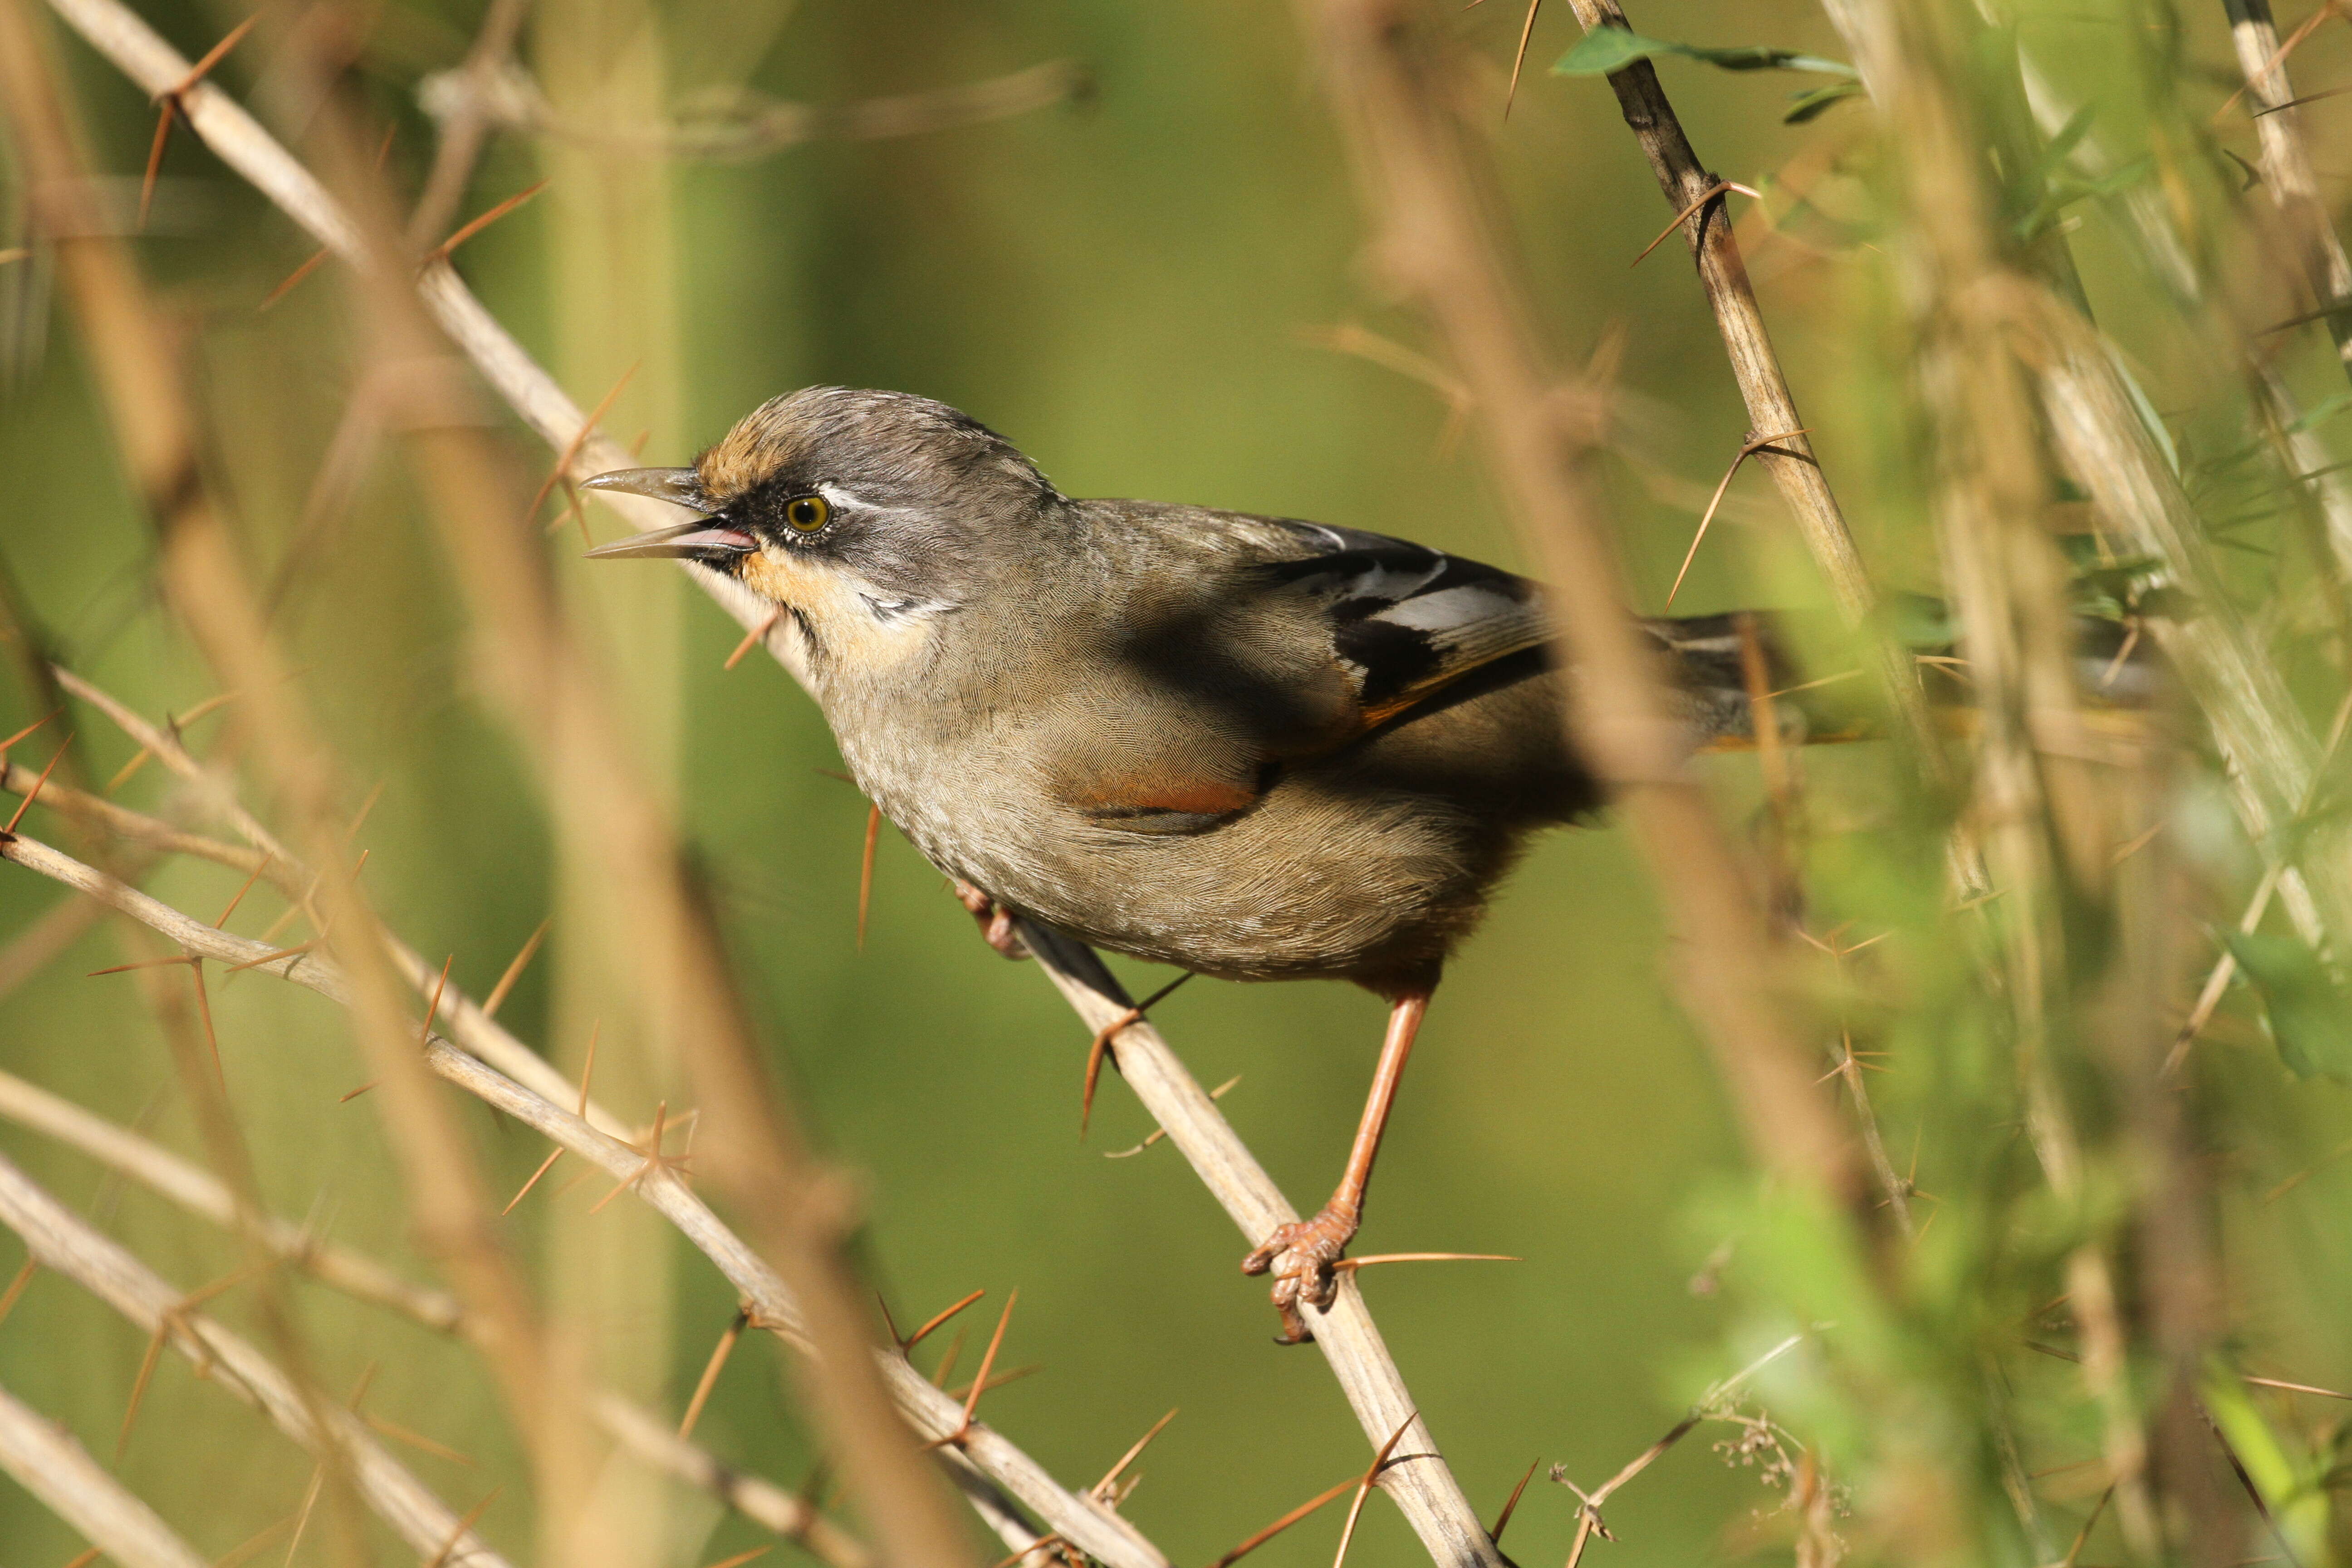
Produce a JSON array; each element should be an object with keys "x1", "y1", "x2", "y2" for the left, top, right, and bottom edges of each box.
[{"x1": 4, "y1": 0, "x2": 2348, "y2": 1563}]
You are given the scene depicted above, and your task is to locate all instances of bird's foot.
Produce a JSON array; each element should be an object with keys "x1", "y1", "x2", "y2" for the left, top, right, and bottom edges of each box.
[
  {"x1": 952, "y1": 880, "x2": 1029, "y2": 960},
  {"x1": 1241, "y1": 1202, "x2": 1359, "y2": 1345}
]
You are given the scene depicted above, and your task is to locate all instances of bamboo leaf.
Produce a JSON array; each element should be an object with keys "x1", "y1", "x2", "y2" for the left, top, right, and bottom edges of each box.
[
  {"x1": 2286, "y1": 392, "x2": 2352, "y2": 436},
  {"x1": 1553, "y1": 29, "x2": 1856, "y2": 79},
  {"x1": 2224, "y1": 932, "x2": 2352, "y2": 1082},
  {"x1": 1784, "y1": 80, "x2": 1866, "y2": 123}
]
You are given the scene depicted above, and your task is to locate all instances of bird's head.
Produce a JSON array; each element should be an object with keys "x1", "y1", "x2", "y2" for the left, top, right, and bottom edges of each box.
[{"x1": 583, "y1": 387, "x2": 1063, "y2": 668}]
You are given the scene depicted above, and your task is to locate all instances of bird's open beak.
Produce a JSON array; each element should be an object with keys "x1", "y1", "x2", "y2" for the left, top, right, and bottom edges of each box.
[
  {"x1": 583, "y1": 520, "x2": 758, "y2": 560},
  {"x1": 579, "y1": 467, "x2": 758, "y2": 560},
  {"x1": 581, "y1": 466, "x2": 709, "y2": 510}
]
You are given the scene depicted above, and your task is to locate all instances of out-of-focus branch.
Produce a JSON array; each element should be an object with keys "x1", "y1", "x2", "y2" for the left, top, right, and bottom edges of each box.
[
  {"x1": 1821, "y1": 0, "x2": 2352, "y2": 969},
  {"x1": 294, "y1": 31, "x2": 978, "y2": 1560},
  {"x1": 38, "y1": 0, "x2": 873, "y2": 662},
  {"x1": 1819, "y1": 2, "x2": 2234, "y2": 1556},
  {"x1": 0, "y1": 1147, "x2": 512, "y2": 1568},
  {"x1": 1276, "y1": 18, "x2": 1891, "y2": 1543},
  {"x1": 0, "y1": 1064, "x2": 466, "y2": 1335},
  {"x1": 1299, "y1": 0, "x2": 1861, "y2": 1195},
  {"x1": 2014, "y1": 56, "x2": 2352, "y2": 691},
  {"x1": 592, "y1": 1393, "x2": 876, "y2": 1568},
  {"x1": 27, "y1": 11, "x2": 1481, "y2": 1563},
  {"x1": 405, "y1": 0, "x2": 530, "y2": 250},
  {"x1": 0, "y1": 681, "x2": 1086, "y2": 1560},
  {"x1": 0, "y1": 828, "x2": 1162, "y2": 1568},
  {"x1": 0, "y1": 1055, "x2": 883, "y2": 1568},
  {"x1": 2221, "y1": 0, "x2": 2352, "y2": 379},
  {"x1": 0, "y1": 755, "x2": 270, "y2": 879},
  {"x1": 43, "y1": 663, "x2": 633, "y2": 1137},
  {"x1": 0, "y1": 8, "x2": 537, "y2": 1559},
  {"x1": 0, "y1": 1377, "x2": 208, "y2": 1568},
  {"x1": 1, "y1": 0, "x2": 588, "y2": 1542},
  {"x1": 1287, "y1": 0, "x2": 1885, "y2": 1537},
  {"x1": 1550, "y1": 0, "x2": 1942, "y2": 774},
  {"x1": 14, "y1": 668, "x2": 1409, "y2": 1568},
  {"x1": 417, "y1": 58, "x2": 1087, "y2": 163}
]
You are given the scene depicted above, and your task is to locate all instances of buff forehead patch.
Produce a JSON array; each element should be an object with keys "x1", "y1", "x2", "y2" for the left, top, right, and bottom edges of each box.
[{"x1": 696, "y1": 401, "x2": 804, "y2": 501}]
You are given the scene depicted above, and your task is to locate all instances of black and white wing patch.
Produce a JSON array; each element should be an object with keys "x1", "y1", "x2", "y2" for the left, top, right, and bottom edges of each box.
[{"x1": 1260, "y1": 536, "x2": 1554, "y2": 726}]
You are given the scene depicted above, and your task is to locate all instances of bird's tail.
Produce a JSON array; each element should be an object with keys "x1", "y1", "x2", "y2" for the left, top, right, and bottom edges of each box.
[{"x1": 1645, "y1": 602, "x2": 2159, "y2": 751}]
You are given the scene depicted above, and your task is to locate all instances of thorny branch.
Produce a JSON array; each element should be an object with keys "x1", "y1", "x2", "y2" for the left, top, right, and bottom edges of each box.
[
  {"x1": 416, "y1": 58, "x2": 1088, "y2": 164},
  {"x1": 3, "y1": 671, "x2": 1097, "y2": 1558},
  {"x1": 0, "y1": 819, "x2": 1158, "y2": 1568},
  {"x1": 27, "y1": 4, "x2": 1497, "y2": 1563},
  {"x1": 1546, "y1": 0, "x2": 1944, "y2": 773},
  {"x1": 0, "y1": 1063, "x2": 464, "y2": 1335},
  {"x1": 0, "y1": 4, "x2": 550, "y2": 1557},
  {"x1": 1298, "y1": 0, "x2": 1864, "y2": 1198},
  {"x1": 1019, "y1": 927, "x2": 1504, "y2": 1568},
  {"x1": 2220, "y1": 0, "x2": 2352, "y2": 380},
  {"x1": 0, "y1": 1050, "x2": 879, "y2": 1568},
  {"x1": 0, "y1": 1145, "x2": 513, "y2": 1567},
  {"x1": 0, "y1": 1375, "x2": 207, "y2": 1568}
]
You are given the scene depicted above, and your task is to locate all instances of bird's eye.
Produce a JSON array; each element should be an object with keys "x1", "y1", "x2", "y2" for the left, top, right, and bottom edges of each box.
[{"x1": 785, "y1": 495, "x2": 831, "y2": 532}]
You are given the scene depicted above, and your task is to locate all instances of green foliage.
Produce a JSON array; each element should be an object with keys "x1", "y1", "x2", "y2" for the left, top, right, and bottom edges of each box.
[
  {"x1": 1551, "y1": 27, "x2": 1855, "y2": 81},
  {"x1": 2224, "y1": 931, "x2": 2352, "y2": 1082},
  {"x1": 1782, "y1": 80, "x2": 1868, "y2": 124}
]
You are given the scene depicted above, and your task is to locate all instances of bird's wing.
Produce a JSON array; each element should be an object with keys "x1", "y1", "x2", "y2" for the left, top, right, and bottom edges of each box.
[
  {"x1": 1044, "y1": 519, "x2": 1556, "y2": 835},
  {"x1": 1252, "y1": 527, "x2": 1556, "y2": 729}
]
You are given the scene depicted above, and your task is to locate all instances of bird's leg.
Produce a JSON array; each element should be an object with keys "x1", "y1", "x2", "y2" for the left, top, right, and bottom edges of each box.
[
  {"x1": 1241, "y1": 987, "x2": 1431, "y2": 1344},
  {"x1": 952, "y1": 879, "x2": 1029, "y2": 960}
]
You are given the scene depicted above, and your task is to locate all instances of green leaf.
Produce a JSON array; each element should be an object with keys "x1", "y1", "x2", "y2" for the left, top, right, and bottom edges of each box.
[
  {"x1": 2029, "y1": 105, "x2": 2097, "y2": 183},
  {"x1": 2015, "y1": 157, "x2": 2151, "y2": 242},
  {"x1": 1553, "y1": 28, "x2": 1856, "y2": 79},
  {"x1": 2224, "y1": 931, "x2": 2352, "y2": 1082},
  {"x1": 1783, "y1": 80, "x2": 1865, "y2": 123},
  {"x1": 2200, "y1": 1372, "x2": 2334, "y2": 1563},
  {"x1": 1552, "y1": 26, "x2": 1670, "y2": 74},
  {"x1": 2286, "y1": 391, "x2": 2352, "y2": 436}
]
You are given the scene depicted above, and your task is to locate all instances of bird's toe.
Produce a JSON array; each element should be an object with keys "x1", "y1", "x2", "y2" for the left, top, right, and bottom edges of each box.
[{"x1": 1241, "y1": 1204, "x2": 1359, "y2": 1343}]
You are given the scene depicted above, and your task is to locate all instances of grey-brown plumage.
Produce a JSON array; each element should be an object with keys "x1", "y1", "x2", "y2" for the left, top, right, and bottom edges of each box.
[
  {"x1": 583, "y1": 386, "x2": 1820, "y2": 1340},
  {"x1": 588, "y1": 387, "x2": 1792, "y2": 992}
]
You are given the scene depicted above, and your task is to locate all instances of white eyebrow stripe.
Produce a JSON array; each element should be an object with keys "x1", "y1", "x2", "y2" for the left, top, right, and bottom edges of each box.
[{"x1": 816, "y1": 482, "x2": 920, "y2": 518}]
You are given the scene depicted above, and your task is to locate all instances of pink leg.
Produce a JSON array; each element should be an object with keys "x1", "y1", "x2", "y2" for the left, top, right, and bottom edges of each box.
[{"x1": 1241, "y1": 988, "x2": 1431, "y2": 1343}]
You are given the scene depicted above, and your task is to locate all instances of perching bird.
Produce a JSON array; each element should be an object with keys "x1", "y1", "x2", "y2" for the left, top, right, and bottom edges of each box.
[{"x1": 583, "y1": 386, "x2": 1858, "y2": 1343}]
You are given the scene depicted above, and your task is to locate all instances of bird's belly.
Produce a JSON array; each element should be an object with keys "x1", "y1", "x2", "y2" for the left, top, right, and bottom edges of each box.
[{"x1": 857, "y1": 751, "x2": 1512, "y2": 985}]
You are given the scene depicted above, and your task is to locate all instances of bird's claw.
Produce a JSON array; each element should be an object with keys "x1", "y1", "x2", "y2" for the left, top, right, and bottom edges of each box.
[
  {"x1": 953, "y1": 880, "x2": 1029, "y2": 960},
  {"x1": 1241, "y1": 1203, "x2": 1359, "y2": 1345}
]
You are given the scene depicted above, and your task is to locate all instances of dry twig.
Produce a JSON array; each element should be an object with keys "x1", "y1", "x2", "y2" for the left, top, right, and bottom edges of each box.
[
  {"x1": 2221, "y1": 0, "x2": 2352, "y2": 379},
  {"x1": 0, "y1": 1147, "x2": 509, "y2": 1566},
  {"x1": 416, "y1": 58, "x2": 1086, "y2": 162},
  {"x1": 0, "y1": 1376, "x2": 207, "y2": 1568},
  {"x1": 0, "y1": 827, "x2": 1162, "y2": 1568},
  {"x1": 0, "y1": 1064, "x2": 464, "y2": 1333},
  {"x1": 1021, "y1": 925, "x2": 1503, "y2": 1567},
  {"x1": 28, "y1": 7, "x2": 1484, "y2": 1563},
  {"x1": 1547, "y1": 0, "x2": 1940, "y2": 766},
  {"x1": 1298, "y1": 0, "x2": 1862, "y2": 1196},
  {"x1": 594, "y1": 1393, "x2": 875, "y2": 1568},
  {"x1": 0, "y1": 1056, "x2": 887, "y2": 1567}
]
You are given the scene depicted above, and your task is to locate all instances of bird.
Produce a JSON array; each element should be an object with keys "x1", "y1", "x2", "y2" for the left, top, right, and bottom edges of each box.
[{"x1": 582, "y1": 385, "x2": 1861, "y2": 1343}]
